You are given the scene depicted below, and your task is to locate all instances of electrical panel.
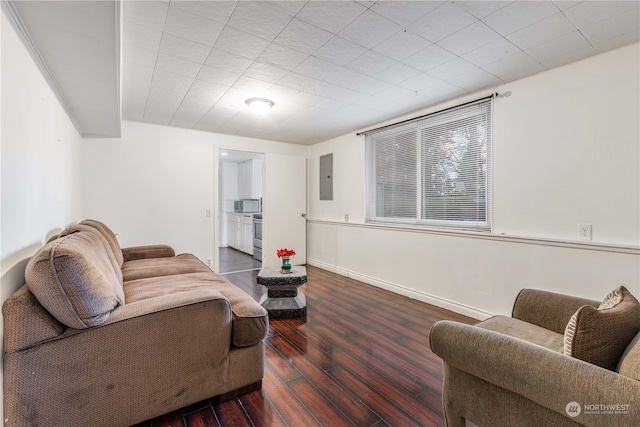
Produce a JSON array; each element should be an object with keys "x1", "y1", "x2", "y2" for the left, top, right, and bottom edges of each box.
[{"x1": 320, "y1": 153, "x2": 333, "y2": 201}]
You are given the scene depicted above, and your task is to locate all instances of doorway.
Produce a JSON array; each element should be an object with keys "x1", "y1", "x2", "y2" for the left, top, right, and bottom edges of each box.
[{"x1": 218, "y1": 149, "x2": 264, "y2": 274}]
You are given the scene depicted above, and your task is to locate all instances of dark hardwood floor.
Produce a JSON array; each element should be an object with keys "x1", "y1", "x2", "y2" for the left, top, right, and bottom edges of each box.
[
  {"x1": 219, "y1": 246, "x2": 262, "y2": 273},
  {"x1": 133, "y1": 265, "x2": 475, "y2": 427}
]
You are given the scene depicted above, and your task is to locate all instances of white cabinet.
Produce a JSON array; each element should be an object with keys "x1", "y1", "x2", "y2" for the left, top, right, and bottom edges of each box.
[
  {"x1": 250, "y1": 159, "x2": 262, "y2": 198},
  {"x1": 239, "y1": 214, "x2": 254, "y2": 255},
  {"x1": 227, "y1": 213, "x2": 253, "y2": 255},
  {"x1": 237, "y1": 161, "x2": 250, "y2": 199},
  {"x1": 226, "y1": 213, "x2": 240, "y2": 250},
  {"x1": 237, "y1": 159, "x2": 262, "y2": 199}
]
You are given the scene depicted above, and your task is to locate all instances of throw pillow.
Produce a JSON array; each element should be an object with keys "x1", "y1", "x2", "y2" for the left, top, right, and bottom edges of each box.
[{"x1": 564, "y1": 286, "x2": 640, "y2": 370}]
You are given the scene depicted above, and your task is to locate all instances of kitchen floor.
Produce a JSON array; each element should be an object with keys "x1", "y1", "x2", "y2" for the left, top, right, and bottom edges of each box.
[{"x1": 219, "y1": 246, "x2": 262, "y2": 274}]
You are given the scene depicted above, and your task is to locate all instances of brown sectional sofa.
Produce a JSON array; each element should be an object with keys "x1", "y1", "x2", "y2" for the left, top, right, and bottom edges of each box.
[
  {"x1": 3, "y1": 219, "x2": 268, "y2": 427},
  {"x1": 430, "y1": 288, "x2": 640, "y2": 427}
]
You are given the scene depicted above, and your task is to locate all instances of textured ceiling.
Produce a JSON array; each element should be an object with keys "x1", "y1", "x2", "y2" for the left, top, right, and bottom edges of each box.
[
  {"x1": 10, "y1": 1, "x2": 640, "y2": 144},
  {"x1": 122, "y1": 0, "x2": 639, "y2": 145}
]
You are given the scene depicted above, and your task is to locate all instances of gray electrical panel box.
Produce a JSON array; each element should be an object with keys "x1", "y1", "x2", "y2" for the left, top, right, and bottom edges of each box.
[{"x1": 319, "y1": 153, "x2": 333, "y2": 200}]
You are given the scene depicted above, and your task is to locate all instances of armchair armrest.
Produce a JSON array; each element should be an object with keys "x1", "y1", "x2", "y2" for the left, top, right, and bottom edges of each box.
[
  {"x1": 512, "y1": 289, "x2": 600, "y2": 334},
  {"x1": 430, "y1": 320, "x2": 640, "y2": 427},
  {"x1": 122, "y1": 244, "x2": 176, "y2": 261}
]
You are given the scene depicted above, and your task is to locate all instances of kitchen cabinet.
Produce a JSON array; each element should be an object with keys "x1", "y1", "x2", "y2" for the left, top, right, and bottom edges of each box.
[
  {"x1": 239, "y1": 215, "x2": 253, "y2": 255},
  {"x1": 226, "y1": 213, "x2": 239, "y2": 250},
  {"x1": 227, "y1": 213, "x2": 253, "y2": 255},
  {"x1": 238, "y1": 159, "x2": 262, "y2": 199}
]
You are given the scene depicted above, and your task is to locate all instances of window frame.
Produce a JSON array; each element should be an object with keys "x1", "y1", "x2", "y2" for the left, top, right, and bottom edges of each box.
[{"x1": 365, "y1": 98, "x2": 493, "y2": 232}]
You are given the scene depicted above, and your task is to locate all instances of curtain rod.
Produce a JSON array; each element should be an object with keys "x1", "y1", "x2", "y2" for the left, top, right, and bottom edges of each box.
[{"x1": 356, "y1": 92, "x2": 499, "y2": 136}]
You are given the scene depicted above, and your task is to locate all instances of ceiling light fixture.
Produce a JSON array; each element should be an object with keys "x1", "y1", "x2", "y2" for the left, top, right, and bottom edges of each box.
[{"x1": 245, "y1": 98, "x2": 274, "y2": 114}]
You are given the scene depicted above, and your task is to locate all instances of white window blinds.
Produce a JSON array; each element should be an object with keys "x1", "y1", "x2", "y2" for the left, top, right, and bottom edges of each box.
[{"x1": 366, "y1": 98, "x2": 492, "y2": 231}]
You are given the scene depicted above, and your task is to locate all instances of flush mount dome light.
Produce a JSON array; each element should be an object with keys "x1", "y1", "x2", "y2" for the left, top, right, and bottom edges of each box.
[{"x1": 245, "y1": 98, "x2": 274, "y2": 114}]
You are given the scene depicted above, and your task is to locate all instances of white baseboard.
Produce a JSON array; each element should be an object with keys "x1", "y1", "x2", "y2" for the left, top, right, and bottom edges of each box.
[{"x1": 306, "y1": 258, "x2": 494, "y2": 321}]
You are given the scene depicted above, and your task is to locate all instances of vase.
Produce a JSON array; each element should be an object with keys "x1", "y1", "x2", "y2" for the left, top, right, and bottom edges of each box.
[{"x1": 280, "y1": 256, "x2": 292, "y2": 274}]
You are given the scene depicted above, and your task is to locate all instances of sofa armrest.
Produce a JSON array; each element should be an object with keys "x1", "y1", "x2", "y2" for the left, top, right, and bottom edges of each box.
[
  {"x1": 430, "y1": 320, "x2": 640, "y2": 427},
  {"x1": 105, "y1": 288, "x2": 226, "y2": 324},
  {"x1": 512, "y1": 288, "x2": 600, "y2": 334},
  {"x1": 4, "y1": 289, "x2": 233, "y2": 426},
  {"x1": 121, "y1": 244, "x2": 176, "y2": 261}
]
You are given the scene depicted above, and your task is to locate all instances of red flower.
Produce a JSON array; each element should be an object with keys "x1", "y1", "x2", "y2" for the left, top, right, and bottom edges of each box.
[{"x1": 276, "y1": 248, "x2": 296, "y2": 258}]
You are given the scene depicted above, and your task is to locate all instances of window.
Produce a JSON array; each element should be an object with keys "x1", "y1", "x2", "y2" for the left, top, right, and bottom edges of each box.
[{"x1": 366, "y1": 98, "x2": 492, "y2": 231}]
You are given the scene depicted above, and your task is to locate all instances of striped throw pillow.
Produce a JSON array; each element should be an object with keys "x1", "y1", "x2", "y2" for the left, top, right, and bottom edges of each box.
[{"x1": 564, "y1": 286, "x2": 640, "y2": 370}]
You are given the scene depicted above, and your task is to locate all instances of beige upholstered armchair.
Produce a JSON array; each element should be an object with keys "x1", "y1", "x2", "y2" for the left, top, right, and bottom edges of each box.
[{"x1": 430, "y1": 288, "x2": 640, "y2": 427}]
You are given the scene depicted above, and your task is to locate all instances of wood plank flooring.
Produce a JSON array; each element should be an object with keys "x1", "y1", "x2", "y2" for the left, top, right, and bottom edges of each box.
[
  {"x1": 219, "y1": 246, "x2": 262, "y2": 273},
  {"x1": 133, "y1": 265, "x2": 476, "y2": 427}
]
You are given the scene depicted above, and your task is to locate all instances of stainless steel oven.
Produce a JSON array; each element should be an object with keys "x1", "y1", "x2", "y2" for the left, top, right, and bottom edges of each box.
[{"x1": 252, "y1": 214, "x2": 262, "y2": 261}]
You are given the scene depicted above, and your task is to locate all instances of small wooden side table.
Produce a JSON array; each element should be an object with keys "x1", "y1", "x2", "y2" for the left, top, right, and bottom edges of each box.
[{"x1": 256, "y1": 266, "x2": 307, "y2": 318}]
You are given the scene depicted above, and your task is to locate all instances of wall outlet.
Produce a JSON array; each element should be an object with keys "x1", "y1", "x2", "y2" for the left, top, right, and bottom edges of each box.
[
  {"x1": 206, "y1": 209, "x2": 213, "y2": 218},
  {"x1": 206, "y1": 258, "x2": 213, "y2": 267},
  {"x1": 578, "y1": 224, "x2": 592, "y2": 241},
  {"x1": 345, "y1": 214, "x2": 349, "y2": 222}
]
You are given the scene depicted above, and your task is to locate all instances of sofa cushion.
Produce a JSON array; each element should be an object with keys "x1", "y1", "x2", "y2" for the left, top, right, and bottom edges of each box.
[
  {"x1": 564, "y1": 286, "x2": 640, "y2": 370},
  {"x1": 81, "y1": 219, "x2": 124, "y2": 268},
  {"x1": 58, "y1": 223, "x2": 123, "y2": 285},
  {"x1": 122, "y1": 254, "x2": 212, "y2": 282},
  {"x1": 26, "y1": 231, "x2": 125, "y2": 329},
  {"x1": 124, "y1": 272, "x2": 268, "y2": 347},
  {"x1": 476, "y1": 315, "x2": 565, "y2": 352}
]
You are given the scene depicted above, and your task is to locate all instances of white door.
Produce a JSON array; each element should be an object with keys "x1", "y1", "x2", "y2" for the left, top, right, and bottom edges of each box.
[{"x1": 263, "y1": 153, "x2": 307, "y2": 267}]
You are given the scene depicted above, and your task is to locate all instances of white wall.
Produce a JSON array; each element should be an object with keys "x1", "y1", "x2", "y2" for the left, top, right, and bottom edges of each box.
[
  {"x1": 493, "y1": 44, "x2": 640, "y2": 245},
  {"x1": 307, "y1": 43, "x2": 640, "y2": 319},
  {"x1": 80, "y1": 121, "x2": 217, "y2": 262},
  {"x1": 1, "y1": 11, "x2": 84, "y2": 299},
  {"x1": 1, "y1": 10, "x2": 86, "y2": 422},
  {"x1": 82, "y1": 120, "x2": 306, "y2": 268}
]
